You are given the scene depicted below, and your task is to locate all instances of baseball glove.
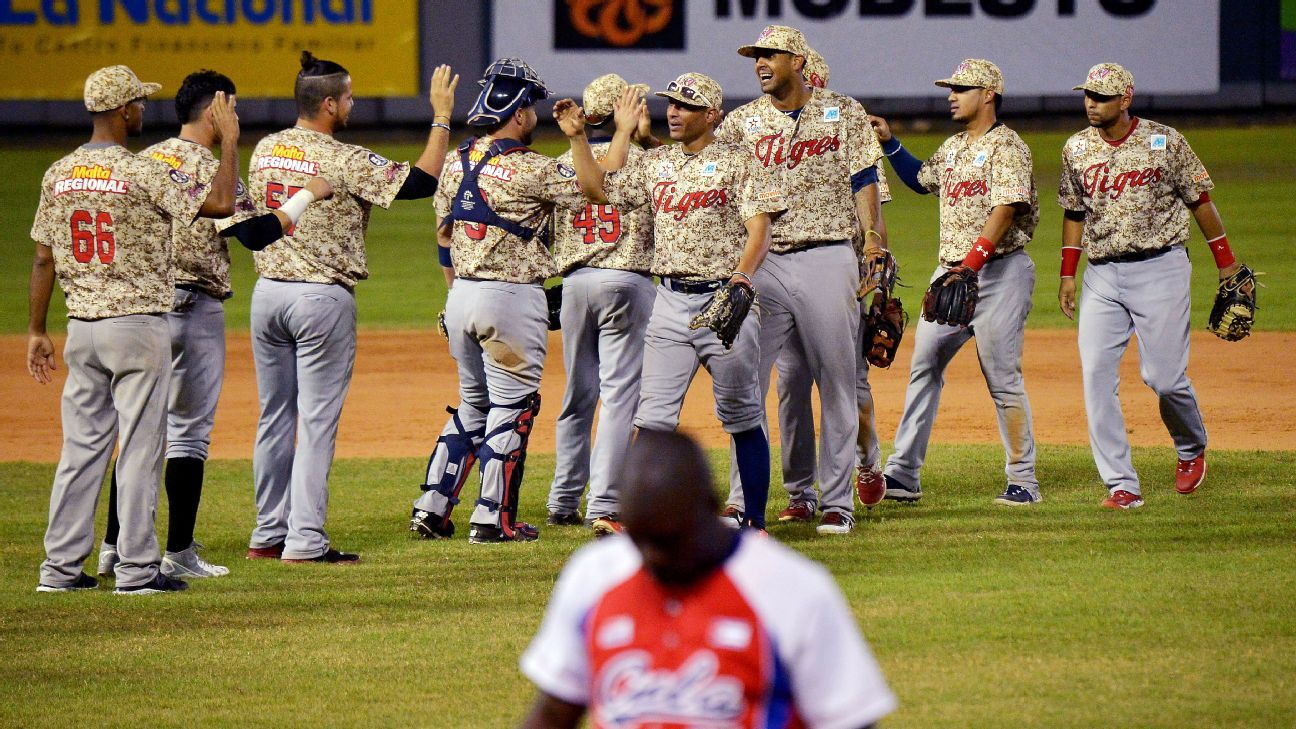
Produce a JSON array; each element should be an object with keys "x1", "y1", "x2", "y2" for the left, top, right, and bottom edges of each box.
[
  {"x1": 689, "y1": 280, "x2": 755, "y2": 350},
  {"x1": 436, "y1": 309, "x2": 449, "y2": 340},
  {"x1": 1208, "y1": 263, "x2": 1260, "y2": 341},
  {"x1": 922, "y1": 265, "x2": 978, "y2": 327},
  {"x1": 544, "y1": 284, "x2": 563, "y2": 331},
  {"x1": 859, "y1": 251, "x2": 907, "y2": 368}
]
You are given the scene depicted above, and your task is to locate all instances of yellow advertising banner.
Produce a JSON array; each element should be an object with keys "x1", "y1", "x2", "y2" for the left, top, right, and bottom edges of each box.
[{"x1": 0, "y1": 0, "x2": 419, "y2": 100}]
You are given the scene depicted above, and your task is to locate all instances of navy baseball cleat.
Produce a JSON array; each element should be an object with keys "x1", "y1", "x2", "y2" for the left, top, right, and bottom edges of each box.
[
  {"x1": 994, "y1": 484, "x2": 1041, "y2": 506},
  {"x1": 114, "y1": 573, "x2": 189, "y2": 595},
  {"x1": 469, "y1": 521, "x2": 540, "y2": 544},
  {"x1": 883, "y1": 474, "x2": 922, "y2": 502},
  {"x1": 282, "y1": 548, "x2": 361, "y2": 565},
  {"x1": 547, "y1": 511, "x2": 583, "y2": 527},
  {"x1": 36, "y1": 572, "x2": 99, "y2": 593}
]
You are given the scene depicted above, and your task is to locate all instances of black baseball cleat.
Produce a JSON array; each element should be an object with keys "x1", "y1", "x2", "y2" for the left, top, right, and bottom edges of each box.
[
  {"x1": 410, "y1": 508, "x2": 455, "y2": 539},
  {"x1": 547, "y1": 511, "x2": 583, "y2": 527},
  {"x1": 282, "y1": 548, "x2": 361, "y2": 565},
  {"x1": 36, "y1": 572, "x2": 99, "y2": 593},
  {"x1": 113, "y1": 572, "x2": 189, "y2": 595},
  {"x1": 883, "y1": 474, "x2": 922, "y2": 503},
  {"x1": 468, "y1": 521, "x2": 540, "y2": 544}
]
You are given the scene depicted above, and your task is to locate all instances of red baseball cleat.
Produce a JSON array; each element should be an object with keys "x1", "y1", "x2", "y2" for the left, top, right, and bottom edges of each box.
[
  {"x1": 246, "y1": 541, "x2": 285, "y2": 560},
  {"x1": 1101, "y1": 489, "x2": 1144, "y2": 510},
  {"x1": 1175, "y1": 455, "x2": 1206, "y2": 494},
  {"x1": 856, "y1": 466, "x2": 886, "y2": 508},
  {"x1": 777, "y1": 501, "x2": 815, "y2": 523}
]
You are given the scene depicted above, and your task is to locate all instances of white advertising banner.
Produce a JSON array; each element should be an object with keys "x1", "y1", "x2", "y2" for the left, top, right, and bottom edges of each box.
[{"x1": 492, "y1": 1, "x2": 1219, "y2": 100}]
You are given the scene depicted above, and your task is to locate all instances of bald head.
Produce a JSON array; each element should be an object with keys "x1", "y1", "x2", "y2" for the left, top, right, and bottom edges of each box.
[{"x1": 621, "y1": 430, "x2": 734, "y2": 587}]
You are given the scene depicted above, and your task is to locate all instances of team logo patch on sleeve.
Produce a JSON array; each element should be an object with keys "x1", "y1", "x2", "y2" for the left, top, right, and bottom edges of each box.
[
  {"x1": 169, "y1": 168, "x2": 191, "y2": 184},
  {"x1": 236, "y1": 180, "x2": 247, "y2": 196},
  {"x1": 945, "y1": 150, "x2": 957, "y2": 167},
  {"x1": 557, "y1": 163, "x2": 576, "y2": 178},
  {"x1": 707, "y1": 618, "x2": 753, "y2": 650},
  {"x1": 656, "y1": 161, "x2": 675, "y2": 179},
  {"x1": 368, "y1": 152, "x2": 390, "y2": 167},
  {"x1": 1070, "y1": 139, "x2": 1088, "y2": 157},
  {"x1": 823, "y1": 106, "x2": 840, "y2": 122},
  {"x1": 596, "y1": 615, "x2": 635, "y2": 649},
  {"x1": 1150, "y1": 134, "x2": 1167, "y2": 151},
  {"x1": 744, "y1": 116, "x2": 762, "y2": 134}
]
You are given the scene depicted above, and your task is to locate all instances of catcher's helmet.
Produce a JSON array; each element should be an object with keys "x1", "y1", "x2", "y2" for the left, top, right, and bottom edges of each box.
[{"x1": 466, "y1": 58, "x2": 550, "y2": 127}]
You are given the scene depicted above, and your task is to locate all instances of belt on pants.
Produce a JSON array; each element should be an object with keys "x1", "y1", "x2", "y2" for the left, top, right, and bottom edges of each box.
[
  {"x1": 1089, "y1": 246, "x2": 1174, "y2": 265},
  {"x1": 661, "y1": 277, "x2": 725, "y2": 295}
]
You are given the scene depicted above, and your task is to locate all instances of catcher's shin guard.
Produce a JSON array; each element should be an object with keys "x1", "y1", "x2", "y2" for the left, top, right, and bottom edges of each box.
[
  {"x1": 471, "y1": 393, "x2": 542, "y2": 538},
  {"x1": 416, "y1": 403, "x2": 488, "y2": 534}
]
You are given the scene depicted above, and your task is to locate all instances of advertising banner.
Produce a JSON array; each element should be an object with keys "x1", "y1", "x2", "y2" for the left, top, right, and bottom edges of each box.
[
  {"x1": 493, "y1": 1, "x2": 1220, "y2": 100},
  {"x1": 0, "y1": 0, "x2": 419, "y2": 100}
]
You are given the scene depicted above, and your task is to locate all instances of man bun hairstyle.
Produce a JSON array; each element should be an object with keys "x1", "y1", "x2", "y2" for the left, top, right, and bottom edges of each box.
[
  {"x1": 295, "y1": 50, "x2": 349, "y2": 118},
  {"x1": 175, "y1": 70, "x2": 236, "y2": 125}
]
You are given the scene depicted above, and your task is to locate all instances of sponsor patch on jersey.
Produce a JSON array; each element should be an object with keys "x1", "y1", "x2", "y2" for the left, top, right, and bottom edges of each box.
[
  {"x1": 972, "y1": 151, "x2": 988, "y2": 168},
  {"x1": 744, "y1": 116, "x2": 762, "y2": 134},
  {"x1": 597, "y1": 615, "x2": 635, "y2": 649},
  {"x1": 368, "y1": 152, "x2": 390, "y2": 167},
  {"x1": 945, "y1": 150, "x2": 957, "y2": 167},
  {"x1": 1070, "y1": 139, "x2": 1088, "y2": 157},
  {"x1": 169, "y1": 168, "x2": 191, "y2": 184},
  {"x1": 822, "y1": 106, "x2": 840, "y2": 122},
  {"x1": 700, "y1": 161, "x2": 718, "y2": 176},
  {"x1": 708, "y1": 618, "x2": 752, "y2": 650},
  {"x1": 557, "y1": 163, "x2": 576, "y2": 179},
  {"x1": 1149, "y1": 134, "x2": 1167, "y2": 151},
  {"x1": 656, "y1": 161, "x2": 675, "y2": 179},
  {"x1": 54, "y1": 165, "x2": 128, "y2": 195},
  {"x1": 255, "y1": 145, "x2": 321, "y2": 175},
  {"x1": 150, "y1": 151, "x2": 184, "y2": 170}
]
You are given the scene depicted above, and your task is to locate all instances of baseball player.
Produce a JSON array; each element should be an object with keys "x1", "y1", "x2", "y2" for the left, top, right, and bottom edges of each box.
[
  {"x1": 95, "y1": 71, "x2": 330, "y2": 581},
  {"x1": 545, "y1": 74, "x2": 656, "y2": 535},
  {"x1": 519, "y1": 429, "x2": 897, "y2": 729},
  {"x1": 871, "y1": 59, "x2": 1041, "y2": 506},
  {"x1": 772, "y1": 48, "x2": 895, "y2": 517},
  {"x1": 717, "y1": 26, "x2": 888, "y2": 534},
  {"x1": 28, "y1": 65, "x2": 241, "y2": 594},
  {"x1": 1058, "y1": 63, "x2": 1245, "y2": 509},
  {"x1": 557, "y1": 72, "x2": 785, "y2": 531},
  {"x1": 245, "y1": 53, "x2": 458, "y2": 563},
  {"x1": 409, "y1": 58, "x2": 587, "y2": 544}
]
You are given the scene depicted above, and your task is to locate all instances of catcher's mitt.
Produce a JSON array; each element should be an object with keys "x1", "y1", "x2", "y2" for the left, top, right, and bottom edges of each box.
[
  {"x1": 1208, "y1": 263, "x2": 1259, "y2": 341},
  {"x1": 689, "y1": 280, "x2": 755, "y2": 350},
  {"x1": 544, "y1": 284, "x2": 563, "y2": 331},
  {"x1": 922, "y1": 265, "x2": 978, "y2": 327},
  {"x1": 860, "y1": 251, "x2": 907, "y2": 369}
]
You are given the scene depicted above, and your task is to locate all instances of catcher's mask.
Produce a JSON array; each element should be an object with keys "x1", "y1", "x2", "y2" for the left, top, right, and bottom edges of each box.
[{"x1": 466, "y1": 58, "x2": 550, "y2": 127}]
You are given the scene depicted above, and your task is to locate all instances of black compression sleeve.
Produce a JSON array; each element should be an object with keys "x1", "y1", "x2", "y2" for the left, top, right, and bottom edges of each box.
[
  {"x1": 219, "y1": 213, "x2": 285, "y2": 251},
  {"x1": 395, "y1": 167, "x2": 439, "y2": 200}
]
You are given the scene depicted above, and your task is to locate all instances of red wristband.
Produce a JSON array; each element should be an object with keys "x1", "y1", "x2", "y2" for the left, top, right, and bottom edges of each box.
[
  {"x1": 1061, "y1": 247, "x2": 1082, "y2": 277},
  {"x1": 1207, "y1": 234, "x2": 1235, "y2": 269},
  {"x1": 961, "y1": 237, "x2": 996, "y2": 271}
]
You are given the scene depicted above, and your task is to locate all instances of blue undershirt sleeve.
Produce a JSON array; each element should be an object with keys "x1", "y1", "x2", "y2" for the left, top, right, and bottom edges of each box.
[
  {"x1": 881, "y1": 136, "x2": 929, "y2": 195},
  {"x1": 850, "y1": 165, "x2": 878, "y2": 194}
]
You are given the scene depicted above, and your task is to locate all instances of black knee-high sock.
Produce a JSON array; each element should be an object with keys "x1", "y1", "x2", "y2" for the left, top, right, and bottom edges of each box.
[
  {"x1": 104, "y1": 466, "x2": 120, "y2": 546},
  {"x1": 165, "y1": 457, "x2": 205, "y2": 553},
  {"x1": 733, "y1": 427, "x2": 771, "y2": 529}
]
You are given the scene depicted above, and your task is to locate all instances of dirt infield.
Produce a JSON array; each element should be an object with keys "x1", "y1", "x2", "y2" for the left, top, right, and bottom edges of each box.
[{"x1": 3, "y1": 329, "x2": 1291, "y2": 463}]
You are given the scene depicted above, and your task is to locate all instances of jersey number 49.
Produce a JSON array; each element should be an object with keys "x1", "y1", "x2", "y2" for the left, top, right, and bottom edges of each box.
[{"x1": 572, "y1": 204, "x2": 621, "y2": 244}]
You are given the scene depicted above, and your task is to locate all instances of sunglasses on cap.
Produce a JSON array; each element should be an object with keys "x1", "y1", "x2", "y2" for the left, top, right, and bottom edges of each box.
[{"x1": 667, "y1": 81, "x2": 713, "y2": 108}]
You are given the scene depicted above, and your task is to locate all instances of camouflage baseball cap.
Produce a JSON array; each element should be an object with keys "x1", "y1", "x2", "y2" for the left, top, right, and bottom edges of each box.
[
  {"x1": 655, "y1": 72, "x2": 723, "y2": 110},
  {"x1": 804, "y1": 47, "x2": 829, "y2": 89},
  {"x1": 84, "y1": 65, "x2": 162, "y2": 112},
  {"x1": 583, "y1": 73, "x2": 649, "y2": 121},
  {"x1": 934, "y1": 58, "x2": 1004, "y2": 94},
  {"x1": 1073, "y1": 62, "x2": 1134, "y2": 96},
  {"x1": 738, "y1": 25, "x2": 808, "y2": 58}
]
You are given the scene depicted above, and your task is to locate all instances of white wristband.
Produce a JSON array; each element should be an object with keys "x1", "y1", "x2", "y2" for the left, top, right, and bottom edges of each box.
[{"x1": 278, "y1": 188, "x2": 317, "y2": 225}]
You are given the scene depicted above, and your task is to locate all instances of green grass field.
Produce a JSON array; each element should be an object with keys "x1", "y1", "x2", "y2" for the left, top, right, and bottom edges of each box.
[
  {"x1": 1, "y1": 447, "x2": 1294, "y2": 727},
  {"x1": 1, "y1": 123, "x2": 1293, "y2": 334},
  {"x1": 2, "y1": 124, "x2": 1294, "y2": 727}
]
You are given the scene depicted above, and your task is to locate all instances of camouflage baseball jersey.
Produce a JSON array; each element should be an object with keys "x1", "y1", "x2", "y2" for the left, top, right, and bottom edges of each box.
[
  {"x1": 602, "y1": 141, "x2": 785, "y2": 281},
  {"x1": 716, "y1": 87, "x2": 881, "y2": 253},
  {"x1": 551, "y1": 140, "x2": 654, "y2": 274},
  {"x1": 248, "y1": 127, "x2": 410, "y2": 287},
  {"x1": 1058, "y1": 118, "x2": 1213, "y2": 261},
  {"x1": 435, "y1": 137, "x2": 585, "y2": 283},
  {"x1": 30, "y1": 143, "x2": 210, "y2": 320},
  {"x1": 916, "y1": 123, "x2": 1038, "y2": 262},
  {"x1": 140, "y1": 137, "x2": 250, "y2": 299}
]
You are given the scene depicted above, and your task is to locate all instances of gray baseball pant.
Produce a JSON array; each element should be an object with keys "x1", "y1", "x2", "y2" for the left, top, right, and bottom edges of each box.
[
  {"x1": 547, "y1": 268, "x2": 655, "y2": 519},
  {"x1": 40, "y1": 315, "x2": 170, "y2": 589},
  {"x1": 1078, "y1": 246, "x2": 1206, "y2": 495},
  {"x1": 884, "y1": 250, "x2": 1038, "y2": 495},
  {"x1": 249, "y1": 279, "x2": 357, "y2": 560},
  {"x1": 166, "y1": 288, "x2": 225, "y2": 460},
  {"x1": 633, "y1": 285, "x2": 764, "y2": 435},
  {"x1": 775, "y1": 299, "x2": 883, "y2": 505},
  {"x1": 726, "y1": 242, "x2": 861, "y2": 514}
]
